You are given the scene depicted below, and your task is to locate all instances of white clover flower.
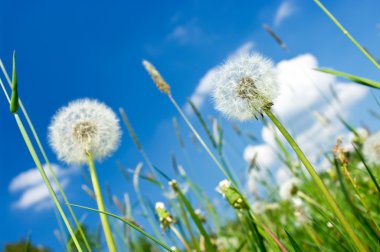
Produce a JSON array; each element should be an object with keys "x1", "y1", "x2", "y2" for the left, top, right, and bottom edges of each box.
[
  {"x1": 363, "y1": 131, "x2": 380, "y2": 165},
  {"x1": 212, "y1": 52, "x2": 278, "y2": 121},
  {"x1": 279, "y1": 178, "x2": 300, "y2": 200},
  {"x1": 49, "y1": 99, "x2": 121, "y2": 165},
  {"x1": 216, "y1": 179, "x2": 231, "y2": 197},
  {"x1": 155, "y1": 202, "x2": 165, "y2": 210}
]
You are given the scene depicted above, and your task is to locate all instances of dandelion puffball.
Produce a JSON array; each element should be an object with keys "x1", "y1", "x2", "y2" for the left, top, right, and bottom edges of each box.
[
  {"x1": 279, "y1": 178, "x2": 300, "y2": 200},
  {"x1": 49, "y1": 99, "x2": 121, "y2": 165},
  {"x1": 212, "y1": 52, "x2": 278, "y2": 121},
  {"x1": 362, "y1": 131, "x2": 380, "y2": 165}
]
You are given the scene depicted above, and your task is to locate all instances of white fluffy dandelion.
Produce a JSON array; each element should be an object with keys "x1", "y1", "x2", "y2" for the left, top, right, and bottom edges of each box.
[
  {"x1": 49, "y1": 99, "x2": 121, "y2": 165},
  {"x1": 362, "y1": 131, "x2": 380, "y2": 165},
  {"x1": 279, "y1": 178, "x2": 300, "y2": 200},
  {"x1": 212, "y1": 52, "x2": 278, "y2": 121}
]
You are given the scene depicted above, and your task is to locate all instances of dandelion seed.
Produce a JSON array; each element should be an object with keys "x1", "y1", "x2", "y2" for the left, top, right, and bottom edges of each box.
[
  {"x1": 212, "y1": 52, "x2": 278, "y2": 121},
  {"x1": 279, "y1": 178, "x2": 300, "y2": 200},
  {"x1": 362, "y1": 131, "x2": 380, "y2": 165},
  {"x1": 49, "y1": 99, "x2": 121, "y2": 165}
]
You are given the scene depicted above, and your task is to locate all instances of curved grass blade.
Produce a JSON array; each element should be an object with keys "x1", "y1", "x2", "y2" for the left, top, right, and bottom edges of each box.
[
  {"x1": 10, "y1": 51, "x2": 19, "y2": 114},
  {"x1": 171, "y1": 183, "x2": 215, "y2": 252},
  {"x1": 313, "y1": 0, "x2": 380, "y2": 71},
  {"x1": 353, "y1": 145, "x2": 380, "y2": 195},
  {"x1": 284, "y1": 229, "x2": 302, "y2": 252},
  {"x1": 69, "y1": 204, "x2": 174, "y2": 252},
  {"x1": 316, "y1": 68, "x2": 380, "y2": 89}
]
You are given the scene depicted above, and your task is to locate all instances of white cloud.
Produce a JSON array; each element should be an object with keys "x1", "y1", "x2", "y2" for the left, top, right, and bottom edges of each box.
[
  {"x1": 167, "y1": 19, "x2": 205, "y2": 46},
  {"x1": 185, "y1": 42, "x2": 254, "y2": 113},
  {"x1": 9, "y1": 164, "x2": 77, "y2": 211},
  {"x1": 274, "y1": 1, "x2": 297, "y2": 27},
  {"x1": 13, "y1": 178, "x2": 69, "y2": 209}
]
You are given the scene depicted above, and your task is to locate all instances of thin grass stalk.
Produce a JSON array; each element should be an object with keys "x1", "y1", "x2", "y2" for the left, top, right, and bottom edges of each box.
[
  {"x1": 87, "y1": 152, "x2": 117, "y2": 252},
  {"x1": 353, "y1": 145, "x2": 380, "y2": 195},
  {"x1": 15, "y1": 115, "x2": 84, "y2": 252},
  {"x1": 119, "y1": 108, "x2": 162, "y2": 186},
  {"x1": 133, "y1": 163, "x2": 166, "y2": 242},
  {"x1": 0, "y1": 78, "x2": 83, "y2": 251},
  {"x1": 170, "y1": 181, "x2": 215, "y2": 252},
  {"x1": 0, "y1": 59, "x2": 92, "y2": 251},
  {"x1": 341, "y1": 162, "x2": 380, "y2": 236},
  {"x1": 265, "y1": 109, "x2": 367, "y2": 252},
  {"x1": 70, "y1": 204, "x2": 174, "y2": 252},
  {"x1": 170, "y1": 226, "x2": 192, "y2": 252},
  {"x1": 176, "y1": 199, "x2": 201, "y2": 251},
  {"x1": 313, "y1": 0, "x2": 380, "y2": 71},
  {"x1": 169, "y1": 95, "x2": 237, "y2": 187}
]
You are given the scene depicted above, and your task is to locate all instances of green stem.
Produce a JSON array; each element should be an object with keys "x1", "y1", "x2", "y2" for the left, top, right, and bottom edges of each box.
[
  {"x1": 265, "y1": 109, "x2": 367, "y2": 252},
  {"x1": 313, "y1": 0, "x2": 380, "y2": 71},
  {"x1": 15, "y1": 115, "x2": 83, "y2": 252},
  {"x1": 0, "y1": 59, "x2": 92, "y2": 251},
  {"x1": 87, "y1": 152, "x2": 117, "y2": 252},
  {"x1": 170, "y1": 226, "x2": 192, "y2": 252}
]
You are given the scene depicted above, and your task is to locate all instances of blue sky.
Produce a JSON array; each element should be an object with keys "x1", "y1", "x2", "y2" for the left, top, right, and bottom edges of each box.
[{"x1": 1, "y1": 0, "x2": 380, "y2": 250}]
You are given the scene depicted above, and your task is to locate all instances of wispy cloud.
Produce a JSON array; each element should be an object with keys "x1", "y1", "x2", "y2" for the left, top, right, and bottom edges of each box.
[
  {"x1": 166, "y1": 19, "x2": 209, "y2": 46},
  {"x1": 9, "y1": 164, "x2": 78, "y2": 211},
  {"x1": 274, "y1": 1, "x2": 297, "y2": 27}
]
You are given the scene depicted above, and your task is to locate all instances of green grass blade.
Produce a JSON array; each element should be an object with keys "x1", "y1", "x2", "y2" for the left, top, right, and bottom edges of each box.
[
  {"x1": 171, "y1": 182, "x2": 215, "y2": 252},
  {"x1": 187, "y1": 98, "x2": 217, "y2": 148},
  {"x1": 69, "y1": 204, "x2": 174, "y2": 252},
  {"x1": 313, "y1": 0, "x2": 380, "y2": 71},
  {"x1": 353, "y1": 145, "x2": 380, "y2": 195},
  {"x1": 284, "y1": 229, "x2": 302, "y2": 252},
  {"x1": 315, "y1": 68, "x2": 380, "y2": 89},
  {"x1": 10, "y1": 51, "x2": 19, "y2": 113}
]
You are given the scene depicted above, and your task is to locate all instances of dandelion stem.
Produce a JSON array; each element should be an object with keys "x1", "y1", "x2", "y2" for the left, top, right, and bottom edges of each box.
[
  {"x1": 87, "y1": 152, "x2": 117, "y2": 252},
  {"x1": 265, "y1": 109, "x2": 367, "y2": 252},
  {"x1": 313, "y1": 0, "x2": 380, "y2": 71}
]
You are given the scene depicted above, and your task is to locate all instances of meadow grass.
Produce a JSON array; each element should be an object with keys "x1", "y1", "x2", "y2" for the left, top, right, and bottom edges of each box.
[{"x1": 1, "y1": 1, "x2": 380, "y2": 251}]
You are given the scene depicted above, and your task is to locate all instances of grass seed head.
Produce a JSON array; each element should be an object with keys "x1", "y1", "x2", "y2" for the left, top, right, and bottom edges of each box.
[{"x1": 142, "y1": 60, "x2": 171, "y2": 95}]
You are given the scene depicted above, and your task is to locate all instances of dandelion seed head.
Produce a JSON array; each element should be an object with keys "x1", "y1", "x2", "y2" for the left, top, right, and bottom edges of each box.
[
  {"x1": 279, "y1": 178, "x2": 300, "y2": 200},
  {"x1": 49, "y1": 99, "x2": 121, "y2": 165},
  {"x1": 363, "y1": 131, "x2": 380, "y2": 165},
  {"x1": 213, "y1": 52, "x2": 278, "y2": 121}
]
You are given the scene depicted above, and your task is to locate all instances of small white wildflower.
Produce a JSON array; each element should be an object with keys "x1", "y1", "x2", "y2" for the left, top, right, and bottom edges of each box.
[
  {"x1": 212, "y1": 52, "x2": 278, "y2": 121},
  {"x1": 327, "y1": 222, "x2": 333, "y2": 228},
  {"x1": 216, "y1": 179, "x2": 231, "y2": 196},
  {"x1": 49, "y1": 99, "x2": 121, "y2": 165},
  {"x1": 279, "y1": 178, "x2": 300, "y2": 200},
  {"x1": 363, "y1": 131, "x2": 380, "y2": 165},
  {"x1": 155, "y1": 202, "x2": 165, "y2": 210}
]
